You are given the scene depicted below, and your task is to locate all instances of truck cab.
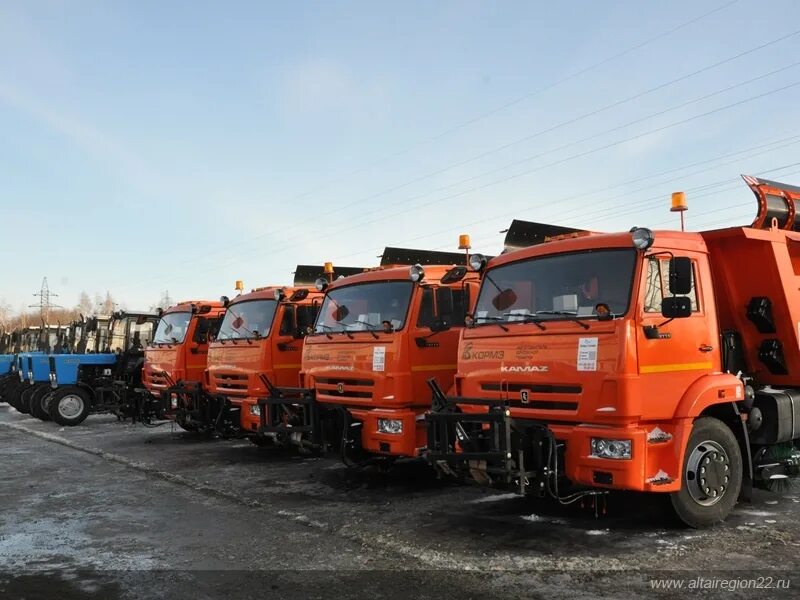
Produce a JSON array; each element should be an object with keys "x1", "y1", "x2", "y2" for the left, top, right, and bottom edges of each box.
[
  {"x1": 260, "y1": 247, "x2": 479, "y2": 461},
  {"x1": 203, "y1": 265, "x2": 362, "y2": 438},
  {"x1": 427, "y1": 177, "x2": 800, "y2": 527},
  {"x1": 139, "y1": 300, "x2": 225, "y2": 426}
]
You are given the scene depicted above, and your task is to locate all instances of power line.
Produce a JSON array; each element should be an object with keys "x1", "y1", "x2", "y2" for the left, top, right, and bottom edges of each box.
[
  {"x1": 114, "y1": 1, "x2": 747, "y2": 281},
  {"x1": 313, "y1": 28, "x2": 800, "y2": 222},
  {"x1": 116, "y1": 68, "x2": 800, "y2": 298},
  {"x1": 281, "y1": 0, "x2": 741, "y2": 204}
]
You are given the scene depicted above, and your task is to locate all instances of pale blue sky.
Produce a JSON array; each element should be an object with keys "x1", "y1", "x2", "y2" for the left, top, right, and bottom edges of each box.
[{"x1": 2, "y1": 0, "x2": 799, "y2": 311}]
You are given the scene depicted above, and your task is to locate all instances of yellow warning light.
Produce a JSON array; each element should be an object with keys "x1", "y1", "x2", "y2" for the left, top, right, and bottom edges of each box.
[
  {"x1": 458, "y1": 234, "x2": 471, "y2": 250},
  {"x1": 323, "y1": 262, "x2": 334, "y2": 274},
  {"x1": 670, "y1": 191, "x2": 688, "y2": 213},
  {"x1": 235, "y1": 280, "x2": 244, "y2": 292}
]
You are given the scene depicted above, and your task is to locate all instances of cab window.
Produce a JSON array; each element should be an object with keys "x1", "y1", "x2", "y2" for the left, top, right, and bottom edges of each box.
[{"x1": 643, "y1": 257, "x2": 699, "y2": 313}]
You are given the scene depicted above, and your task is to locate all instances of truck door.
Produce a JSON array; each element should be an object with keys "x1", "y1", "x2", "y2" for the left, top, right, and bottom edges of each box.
[{"x1": 636, "y1": 253, "x2": 720, "y2": 420}]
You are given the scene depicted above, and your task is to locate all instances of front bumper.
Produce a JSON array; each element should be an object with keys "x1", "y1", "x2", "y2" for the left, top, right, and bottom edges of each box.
[
  {"x1": 425, "y1": 392, "x2": 682, "y2": 494},
  {"x1": 257, "y1": 386, "x2": 323, "y2": 446}
]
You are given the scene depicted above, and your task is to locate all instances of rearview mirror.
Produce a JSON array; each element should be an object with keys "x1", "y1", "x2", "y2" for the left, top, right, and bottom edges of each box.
[
  {"x1": 332, "y1": 305, "x2": 350, "y2": 322},
  {"x1": 492, "y1": 288, "x2": 518, "y2": 312},
  {"x1": 669, "y1": 257, "x2": 692, "y2": 295},
  {"x1": 662, "y1": 296, "x2": 692, "y2": 319}
]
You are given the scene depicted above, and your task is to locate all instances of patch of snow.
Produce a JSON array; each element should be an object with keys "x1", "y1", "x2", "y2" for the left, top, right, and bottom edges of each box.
[{"x1": 470, "y1": 493, "x2": 519, "y2": 504}]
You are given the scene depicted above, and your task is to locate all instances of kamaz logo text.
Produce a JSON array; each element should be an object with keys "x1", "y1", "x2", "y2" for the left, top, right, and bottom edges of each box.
[{"x1": 500, "y1": 365, "x2": 549, "y2": 373}]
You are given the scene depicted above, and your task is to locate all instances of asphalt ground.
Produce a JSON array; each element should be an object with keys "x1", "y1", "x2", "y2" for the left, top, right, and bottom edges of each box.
[{"x1": 1, "y1": 404, "x2": 799, "y2": 599}]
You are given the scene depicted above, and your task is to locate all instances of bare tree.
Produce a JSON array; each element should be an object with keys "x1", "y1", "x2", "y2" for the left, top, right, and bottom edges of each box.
[{"x1": 76, "y1": 291, "x2": 94, "y2": 317}]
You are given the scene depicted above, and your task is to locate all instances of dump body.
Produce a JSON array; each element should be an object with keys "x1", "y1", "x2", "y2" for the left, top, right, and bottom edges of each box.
[{"x1": 702, "y1": 225, "x2": 800, "y2": 385}]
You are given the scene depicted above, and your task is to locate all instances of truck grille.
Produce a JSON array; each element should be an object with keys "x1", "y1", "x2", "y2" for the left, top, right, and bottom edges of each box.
[
  {"x1": 479, "y1": 381, "x2": 580, "y2": 410},
  {"x1": 146, "y1": 371, "x2": 169, "y2": 388},
  {"x1": 212, "y1": 373, "x2": 249, "y2": 396},
  {"x1": 316, "y1": 377, "x2": 374, "y2": 401}
]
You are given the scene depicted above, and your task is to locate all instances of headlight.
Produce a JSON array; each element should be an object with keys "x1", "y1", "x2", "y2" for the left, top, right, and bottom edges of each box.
[
  {"x1": 377, "y1": 418, "x2": 403, "y2": 434},
  {"x1": 315, "y1": 277, "x2": 328, "y2": 292},
  {"x1": 590, "y1": 438, "x2": 632, "y2": 460},
  {"x1": 273, "y1": 288, "x2": 285, "y2": 301},
  {"x1": 19, "y1": 370, "x2": 24, "y2": 381},
  {"x1": 630, "y1": 227, "x2": 654, "y2": 250},
  {"x1": 409, "y1": 264, "x2": 425, "y2": 282},
  {"x1": 170, "y1": 394, "x2": 178, "y2": 409},
  {"x1": 249, "y1": 404, "x2": 261, "y2": 417},
  {"x1": 469, "y1": 253, "x2": 487, "y2": 272}
]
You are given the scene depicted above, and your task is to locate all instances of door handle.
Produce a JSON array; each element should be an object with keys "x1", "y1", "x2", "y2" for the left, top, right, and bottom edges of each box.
[{"x1": 699, "y1": 344, "x2": 713, "y2": 352}]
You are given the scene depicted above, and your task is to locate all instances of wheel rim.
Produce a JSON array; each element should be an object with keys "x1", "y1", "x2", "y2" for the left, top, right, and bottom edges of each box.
[
  {"x1": 58, "y1": 394, "x2": 84, "y2": 419},
  {"x1": 41, "y1": 394, "x2": 51, "y2": 414},
  {"x1": 685, "y1": 439, "x2": 730, "y2": 506}
]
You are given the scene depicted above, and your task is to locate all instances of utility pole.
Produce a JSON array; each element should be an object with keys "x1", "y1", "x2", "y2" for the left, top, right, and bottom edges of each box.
[{"x1": 29, "y1": 277, "x2": 62, "y2": 323}]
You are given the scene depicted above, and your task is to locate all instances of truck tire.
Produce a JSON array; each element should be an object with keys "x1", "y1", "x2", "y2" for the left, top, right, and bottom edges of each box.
[
  {"x1": 29, "y1": 386, "x2": 52, "y2": 421},
  {"x1": 48, "y1": 387, "x2": 92, "y2": 426},
  {"x1": 671, "y1": 416, "x2": 742, "y2": 528}
]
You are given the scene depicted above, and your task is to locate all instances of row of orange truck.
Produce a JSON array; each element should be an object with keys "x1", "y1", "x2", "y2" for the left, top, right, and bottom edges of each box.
[{"x1": 126, "y1": 175, "x2": 800, "y2": 528}]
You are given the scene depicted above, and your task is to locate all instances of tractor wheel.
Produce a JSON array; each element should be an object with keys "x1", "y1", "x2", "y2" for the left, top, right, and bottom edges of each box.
[
  {"x1": 670, "y1": 417, "x2": 742, "y2": 528},
  {"x1": 48, "y1": 387, "x2": 92, "y2": 426},
  {"x1": 4, "y1": 382, "x2": 23, "y2": 412},
  {"x1": 18, "y1": 386, "x2": 35, "y2": 415},
  {"x1": 29, "y1": 386, "x2": 52, "y2": 421}
]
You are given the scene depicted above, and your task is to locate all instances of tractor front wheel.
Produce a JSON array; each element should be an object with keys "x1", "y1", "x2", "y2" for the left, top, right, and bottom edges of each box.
[{"x1": 48, "y1": 387, "x2": 92, "y2": 426}]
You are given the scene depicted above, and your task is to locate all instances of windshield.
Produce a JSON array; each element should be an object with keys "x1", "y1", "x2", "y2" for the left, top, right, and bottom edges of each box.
[
  {"x1": 153, "y1": 312, "x2": 192, "y2": 344},
  {"x1": 474, "y1": 249, "x2": 637, "y2": 324},
  {"x1": 315, "y1": 281, "x2": 414, "y2": 334},
  {"x1": 218, "y1": 300, "x2": 277, "y2": 340}
]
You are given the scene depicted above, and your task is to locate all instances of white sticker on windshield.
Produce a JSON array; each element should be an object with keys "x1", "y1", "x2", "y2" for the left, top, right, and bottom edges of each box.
[
  {"x1": 373, "y1": 346, "x2": 386, "y2": 372},
  {"x1": 577, "y1": 337, "x2": 598, "y2": 372}
]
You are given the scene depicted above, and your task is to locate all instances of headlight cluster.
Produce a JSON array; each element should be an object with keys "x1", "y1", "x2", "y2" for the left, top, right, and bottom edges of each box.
[
  {"x1": 590, "y1": 437, "x2": 632, "y2": 460},
  {"x1": 377, "y1": 418, "x2": 403, "y2": 434},
  {"x1": 49, "y1": 372, "x2": 57, "y2": 388},
  {"x1": 249, "y1": 404, "x2": 261, "y2": 417}
]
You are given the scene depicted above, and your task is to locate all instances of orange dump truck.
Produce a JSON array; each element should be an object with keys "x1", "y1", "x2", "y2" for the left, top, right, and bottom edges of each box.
[
  {"x1": 206, "y1": 265, "x2": 364, "y2": 441},
  {"x1": 426, "y1": 176, "x2": 800, "y2": 527},
  {"x1": 140, "y1": 300, "x2": 226, "y2": 428},
  {"x1": 259, "y1": 246, "x2": 480, "y2": 462}
]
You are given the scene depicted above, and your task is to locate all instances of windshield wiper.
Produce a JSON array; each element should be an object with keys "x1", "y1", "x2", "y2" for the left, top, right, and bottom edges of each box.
[
  {"x1": 315, "y1": 324, "x2": 336, "y2": 340},
  {"x1": 533, "y1": 310, "x2": 590, "y2": 330},
  {"x1": 217, "y1": 331, "x2": 237, "y2": 345},
  {"x1": 502, "y1": 313, "x2": 546, "y2": 330},
  {"x1": 348, "y1": 322, "x2": 380, "y2": 339},
  {"x1": 474, "y1": 316, "x2": 509, "y2": 332}
]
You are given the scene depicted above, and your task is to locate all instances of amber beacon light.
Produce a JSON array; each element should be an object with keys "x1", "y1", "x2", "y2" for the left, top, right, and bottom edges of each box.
[{"x1": 671, "y1": 191, "x2": 688, "y2": 232}]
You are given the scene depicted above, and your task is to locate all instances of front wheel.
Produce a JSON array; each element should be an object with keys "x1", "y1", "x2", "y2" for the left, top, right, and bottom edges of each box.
[
  {"x1": 670, "y1": 416, "x2": 742, "y2": 528},
  {"x1": 48, "y1": 387, "x2": 92, "y2": 426}
]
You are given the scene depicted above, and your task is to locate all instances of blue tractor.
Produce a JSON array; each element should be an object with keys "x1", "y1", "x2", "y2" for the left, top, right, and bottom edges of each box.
[
  {"x1": 23, "y1": 320, "x2": 90, "y2": 420},
  {"x1": 43, "y1": 311, "x2": 158, "y2": 426},
  {"x1": 1, "y1": 326, "x2": 48, "y2": 413}
]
